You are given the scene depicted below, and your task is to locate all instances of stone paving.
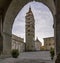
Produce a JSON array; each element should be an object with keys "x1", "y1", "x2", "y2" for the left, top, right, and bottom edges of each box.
[
  {"x1": 0, "y1": 58, "x2": 55, "y2": 63},
  {"x1": 0, "y1": 51, "x2": 55, "y2": 63},
  {"x1": 18, "y1": 51, "x2": 51, "y2": 60}
]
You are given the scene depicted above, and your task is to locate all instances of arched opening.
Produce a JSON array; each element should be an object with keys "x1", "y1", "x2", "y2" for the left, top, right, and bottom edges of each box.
[
  {"x1": 12, "y1": 1, "x2": 54, "y2": 52},
  {"x1": 3, "y1": 0, "x2": 56, "y2": 56}
]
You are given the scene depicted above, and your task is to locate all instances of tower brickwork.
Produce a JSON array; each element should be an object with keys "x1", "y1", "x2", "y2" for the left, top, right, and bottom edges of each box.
[{"x1": 25, "y1": 7, "x2": 35, "y2": 51}]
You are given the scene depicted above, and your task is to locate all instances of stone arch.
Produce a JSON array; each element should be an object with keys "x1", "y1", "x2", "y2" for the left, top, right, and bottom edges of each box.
[{"x1": 3, "y1": 0, "x2": 56, "y2": 54}]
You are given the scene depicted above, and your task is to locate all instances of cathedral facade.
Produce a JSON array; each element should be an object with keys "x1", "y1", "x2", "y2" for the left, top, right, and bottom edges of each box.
[{"x1": 25, "y1": 7, "x2": 35, "y2": 51}]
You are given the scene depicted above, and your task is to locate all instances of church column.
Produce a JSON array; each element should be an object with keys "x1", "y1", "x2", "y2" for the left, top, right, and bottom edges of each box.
[
  {"x1": 55, "y1": 0, "x2": 60, "y2": 55},
  {"x1": 0, "y1": 9, "x2": 11, "y2": 56},
  {"x1": 55, "y1": 1, "x2": 60, "y2": 63},
  {"x1": 0, "y1": 9, "x2": 3, "y2": 54},
  {"x1": 3, "y1": 32, "x2": 12, "y2": 55}
]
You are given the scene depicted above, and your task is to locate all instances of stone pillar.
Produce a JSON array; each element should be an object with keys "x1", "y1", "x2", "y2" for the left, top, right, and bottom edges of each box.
[
  {"x1": 0, "y1": 9, "x2": 3, "y2": 54},
  {"x1": 55, "y1": 0, "x2": 60, "y2": 55},
  {"x1": 55, "y1": 0, "x2": 60, "y2": 63},
  {"x1": 53, "y1": 15, "x2": 56, "y2": 60},
  {"x1": 3, "y1": 32, "x2": 12, "y2": 55},
  {"x1": 0, "y1": 16, "x2": 3, "y2": 54}
]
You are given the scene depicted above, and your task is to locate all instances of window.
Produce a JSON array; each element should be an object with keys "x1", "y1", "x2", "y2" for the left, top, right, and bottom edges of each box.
[
  {"x1": 28, "y1": 25, "x2": 30, "y2": 27},
  {"x1": 28, "y1": 29, "x2": 30, "y2": 32},
  {"x1": 49, "y1": 43, "x2": 51, "y2": 46},
  {"x1": 28, "y1": 33, "x2": 30, "y2": 36},
  {"x1": 53, "y1": 43, "x2": 55, "y2": 45},
  {"x1": 28, "y1": 18, "x2": 30, "y2": 20}
]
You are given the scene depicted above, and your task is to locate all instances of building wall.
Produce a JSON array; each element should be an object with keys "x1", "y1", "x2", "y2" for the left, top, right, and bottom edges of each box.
[
  {"x1": 12, "y1": 34, "x2": 25, "y2": 52},
  {"x1": 35, "y1": 38, "x2": 42, "y2": 51},
  {"x1": 40, "y1": 46, "x2": 46, "y2": 51},
  {"x1": 44, "y1": 37, "x2": 54, "y2": 50}
]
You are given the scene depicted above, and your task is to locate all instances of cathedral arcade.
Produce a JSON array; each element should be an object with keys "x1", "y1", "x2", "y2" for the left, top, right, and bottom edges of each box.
[{"x1": 0, "y1": 0, "x2": 60, "y2": 62}]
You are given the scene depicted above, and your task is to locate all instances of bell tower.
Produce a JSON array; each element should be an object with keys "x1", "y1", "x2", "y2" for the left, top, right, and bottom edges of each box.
[{"x1": 25, "y1": 7, "x2": 35, "y2": 51}]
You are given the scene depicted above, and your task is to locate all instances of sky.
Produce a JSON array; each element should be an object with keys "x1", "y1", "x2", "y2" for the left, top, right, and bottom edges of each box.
[{"x1": 12, "y1": 1, "x2": 54, "y2": 45}]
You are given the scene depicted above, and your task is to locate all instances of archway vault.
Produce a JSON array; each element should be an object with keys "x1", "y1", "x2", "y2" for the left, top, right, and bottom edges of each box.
[{"x1": 3, "y1": 0, "x2": 56, "y2": 54}]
